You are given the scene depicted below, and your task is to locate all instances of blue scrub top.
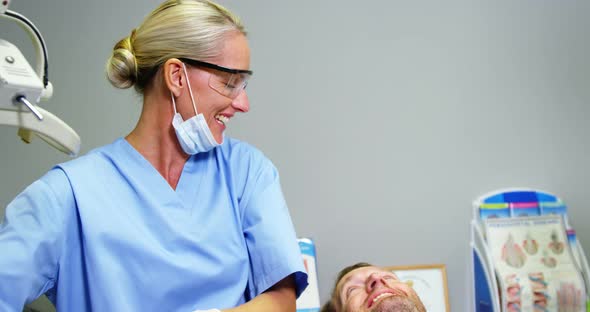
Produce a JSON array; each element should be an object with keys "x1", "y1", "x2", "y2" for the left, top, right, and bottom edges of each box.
[{"x1": 0, "y1": 137, "x2": 308, "y2": 311}]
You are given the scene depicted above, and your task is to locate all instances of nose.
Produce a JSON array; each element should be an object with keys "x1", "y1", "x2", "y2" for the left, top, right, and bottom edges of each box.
[
  {"x1": 231, "y1": 90, "x2": 249, "y2": 113},
  {"x1": 366, "y1": 273, "x2": 385, "y2": 292}
]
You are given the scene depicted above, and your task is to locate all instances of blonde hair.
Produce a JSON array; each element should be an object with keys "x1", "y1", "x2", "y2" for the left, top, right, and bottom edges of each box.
[{"x1": 106, "y1": 0, "x2": 245, "y2": 92}]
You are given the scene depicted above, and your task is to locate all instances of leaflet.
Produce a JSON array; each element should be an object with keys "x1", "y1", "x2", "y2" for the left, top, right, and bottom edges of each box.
[{"x1": 485, "y1": 215, "x2": 586, "y2": 311}]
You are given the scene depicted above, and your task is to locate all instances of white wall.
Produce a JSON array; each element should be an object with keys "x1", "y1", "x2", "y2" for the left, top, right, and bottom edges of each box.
[{"x1": 2, "y1": 1, "x2": 590, "y2": 311}]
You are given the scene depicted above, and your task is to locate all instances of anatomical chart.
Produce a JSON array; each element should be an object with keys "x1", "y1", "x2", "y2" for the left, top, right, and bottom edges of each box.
[{"x1": 485, "y1": 215, "x2": 586, "y2": 312}]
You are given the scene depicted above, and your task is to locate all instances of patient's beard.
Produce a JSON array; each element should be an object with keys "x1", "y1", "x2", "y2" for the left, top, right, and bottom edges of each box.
[{"x1": 370, "y1": 296, "x2": 425, "y2": 312}]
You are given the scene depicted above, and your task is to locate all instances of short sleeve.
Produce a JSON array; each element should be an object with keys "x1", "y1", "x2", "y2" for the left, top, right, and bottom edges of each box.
[
  {"x1": 241, "y1": 162, "x2": 308, "y2": 300},
  {"x1": 0, "y1": 169, "x2": 73, "y2": 310}
]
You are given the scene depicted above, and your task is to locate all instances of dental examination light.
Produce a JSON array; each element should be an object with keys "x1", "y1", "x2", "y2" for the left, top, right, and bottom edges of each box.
[{"x1": 1, "y1": 0, "x2": 81, "y2": 156}]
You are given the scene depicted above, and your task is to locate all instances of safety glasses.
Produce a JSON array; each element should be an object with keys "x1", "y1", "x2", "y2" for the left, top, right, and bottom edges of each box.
[{"x1": 180, "y1": 58, "x2": 252, "y2": 99}]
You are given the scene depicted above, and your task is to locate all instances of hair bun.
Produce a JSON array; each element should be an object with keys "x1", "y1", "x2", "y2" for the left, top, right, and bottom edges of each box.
[{"x1": 106, "y1": 36, "x2": 138, "y2": 89}]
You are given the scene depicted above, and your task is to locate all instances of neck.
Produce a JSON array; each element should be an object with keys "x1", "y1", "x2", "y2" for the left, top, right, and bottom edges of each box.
[{"x1": 126, "y1": 88, "x2": 188, "y2": 190}]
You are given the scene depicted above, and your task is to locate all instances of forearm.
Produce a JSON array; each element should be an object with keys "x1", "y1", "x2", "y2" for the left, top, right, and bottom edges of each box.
[{"x1": 224, "y1": 275, "x2": 296, "y2": 312}]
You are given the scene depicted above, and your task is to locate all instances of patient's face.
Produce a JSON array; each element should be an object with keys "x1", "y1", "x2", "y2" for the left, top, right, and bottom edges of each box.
[{"x1": 335, "y1": 266, "x2": 426, "y2": 312}]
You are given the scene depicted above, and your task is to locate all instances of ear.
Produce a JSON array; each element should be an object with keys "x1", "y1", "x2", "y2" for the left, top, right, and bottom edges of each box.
[{"x1": 163, "y1": 58, "x2": 185, "y2": 97}]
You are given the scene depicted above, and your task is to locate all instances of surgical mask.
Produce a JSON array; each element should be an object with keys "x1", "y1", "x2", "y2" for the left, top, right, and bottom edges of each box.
[{"x1": 171, "y1": 63, "x2": 221, "y2": 155}]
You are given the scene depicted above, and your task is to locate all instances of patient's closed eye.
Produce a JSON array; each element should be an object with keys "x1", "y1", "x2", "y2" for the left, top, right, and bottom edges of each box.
[{"x1": 346, "y1": 286, "x2": 360, "y2": 298}]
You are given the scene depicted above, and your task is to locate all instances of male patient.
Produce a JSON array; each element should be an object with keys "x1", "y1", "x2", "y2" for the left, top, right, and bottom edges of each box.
[{"x1": 320, "y1": 262, "x2": 426, "y2": 312}]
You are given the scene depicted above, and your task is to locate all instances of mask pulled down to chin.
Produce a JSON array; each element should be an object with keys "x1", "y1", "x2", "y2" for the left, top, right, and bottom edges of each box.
[{"x1": 170, "y1": 62, "x2": 222, "y2": 155}]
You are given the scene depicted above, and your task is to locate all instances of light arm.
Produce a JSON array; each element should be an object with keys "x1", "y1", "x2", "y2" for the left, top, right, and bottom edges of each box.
[{"x1": 1, "y1": 5, "x2": 81, "y2": 156}]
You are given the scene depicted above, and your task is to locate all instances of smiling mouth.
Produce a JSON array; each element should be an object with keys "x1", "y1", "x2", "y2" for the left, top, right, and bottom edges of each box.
[
  {"x1": 372, "y1": 293, "x2": 394, "y2": 306},
  {"x1": 368, "y1": 290, "x2": 407, "y2": 308},
  {"x1": 369, "y1": 293, "x2": 397, "y2": 308},
  {"x1": 215, "y1": 114, "x2": 229, "y2": 125}
]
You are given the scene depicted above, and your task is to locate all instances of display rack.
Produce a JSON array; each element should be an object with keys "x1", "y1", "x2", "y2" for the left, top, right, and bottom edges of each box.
[
  {"x1": 297, "y1": 238, "x2": 321, "y2": 312},
  {"x1": 470, "y1": 188, "x2": 590, "y2": 311}
]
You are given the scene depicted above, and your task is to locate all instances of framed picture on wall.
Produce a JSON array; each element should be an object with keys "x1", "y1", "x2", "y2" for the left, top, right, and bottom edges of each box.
[{"x1": 383, "y1": 264, "x2": 450, "y2": 312}]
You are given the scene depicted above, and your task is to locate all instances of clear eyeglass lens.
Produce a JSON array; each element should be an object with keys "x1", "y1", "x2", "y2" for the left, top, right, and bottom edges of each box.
[{"x1": 208, "y1": 73, "x2": 250, "y2": 99}]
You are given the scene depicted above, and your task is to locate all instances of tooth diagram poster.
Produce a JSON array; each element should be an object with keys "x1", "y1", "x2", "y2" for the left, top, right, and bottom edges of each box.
[{"x1": 485, "y1": 215, "x2": 586, "y2": 312}]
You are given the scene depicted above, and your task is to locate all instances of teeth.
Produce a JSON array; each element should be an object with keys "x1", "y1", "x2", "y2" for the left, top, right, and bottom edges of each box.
[
  {"x1": 373, "y1": 293, "x2": 393, "y2": 303},
  {"x1": 215, "y1": 115, "x2": 229, "y2": 125}
]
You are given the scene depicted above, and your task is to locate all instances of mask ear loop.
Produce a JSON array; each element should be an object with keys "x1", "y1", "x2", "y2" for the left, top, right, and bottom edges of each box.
[
  {"x1": 170, "y1": 92, "x2": 178, "y2": 114},
  {"x1": 181, "y1": 63, "x2": 199, "y2": 115}
]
